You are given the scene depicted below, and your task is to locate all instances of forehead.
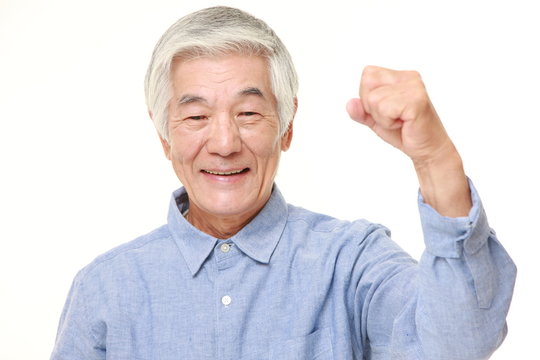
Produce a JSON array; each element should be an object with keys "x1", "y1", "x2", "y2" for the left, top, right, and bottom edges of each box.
[{"x1": 170, "y1": 54, "x2": 273, "y2": 100}]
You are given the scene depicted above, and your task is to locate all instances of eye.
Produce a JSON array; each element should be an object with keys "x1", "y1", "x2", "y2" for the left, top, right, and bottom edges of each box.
[
  {"x1": 185, "y1": 115, "x2": 208, "y2": 121},
  {"x1": 237, "y1": 111, "x2": 262, "y2": 121}
]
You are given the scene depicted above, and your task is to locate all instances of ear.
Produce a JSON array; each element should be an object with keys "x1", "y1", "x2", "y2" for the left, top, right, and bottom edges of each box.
[
  {"x1": 281, "y1": 122, "x2": 293, "y2": 151},
  {"x1": 149, "y1": 110, "x2": 172, "y2": 160},
  {"x1": 159, "y1": 135, "x2": 172, "y2": 160},
  {"x1": 281, "y1": 97, "x2": 297, "y2": 151}
]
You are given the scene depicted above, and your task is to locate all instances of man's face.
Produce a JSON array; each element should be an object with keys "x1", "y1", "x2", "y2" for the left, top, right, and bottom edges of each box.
[{"x1": 161, "y1": 54, "x2": 293, "y2": 224}]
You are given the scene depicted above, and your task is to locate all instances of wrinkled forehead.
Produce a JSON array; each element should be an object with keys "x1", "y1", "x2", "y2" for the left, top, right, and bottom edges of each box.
[
  {"x1": 169, "y1": 54, "x2": 277, "y2": 109},
  {"x1": 172, "y1": 51, "x2": 273, "y2": 85}
]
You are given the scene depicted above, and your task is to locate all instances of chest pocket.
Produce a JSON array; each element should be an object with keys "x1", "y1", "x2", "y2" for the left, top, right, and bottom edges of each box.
[{"x1": 269, "y1": 327, "x2": 334, "y2": 359}]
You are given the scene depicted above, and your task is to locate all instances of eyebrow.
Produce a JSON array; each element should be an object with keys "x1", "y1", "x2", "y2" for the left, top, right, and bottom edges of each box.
[
  {"x1": 176, "y1": 87, "x2": 265, "y2": 106},
  {"x1": 238, "y1": 87, "x2": 265, "y2": 98},
  {"x1": 177, "y1": 95, "x2": 207, "y2": 106}
]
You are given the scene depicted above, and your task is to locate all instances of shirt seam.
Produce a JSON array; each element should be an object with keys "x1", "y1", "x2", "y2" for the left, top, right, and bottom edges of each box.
[
  {"x1": 78, "y1": 276, "x2": 103, "y2": 348},
  {"x1": 83, "y1": 227, "x2": 171, "y2": 272},
  {"x1": 285, "y1": 217, "x2": 353, "y2": 234},
  {"x1": 345, "y1": 223, "x2": 400, "y2": 356}
]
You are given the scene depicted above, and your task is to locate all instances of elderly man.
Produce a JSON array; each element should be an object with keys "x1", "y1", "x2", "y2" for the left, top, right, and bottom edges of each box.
[{"x1": 51, "y1": 6, "x2": 516, "y2": 360}]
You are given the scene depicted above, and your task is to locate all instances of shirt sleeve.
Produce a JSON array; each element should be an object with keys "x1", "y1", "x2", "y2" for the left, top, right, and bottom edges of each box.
[
  {"x1": 358, "y1": 179, "x2": 517, "y2": 359},
  {"x1": 50, "y1": 271, "x2": 106, "y2": 360}
]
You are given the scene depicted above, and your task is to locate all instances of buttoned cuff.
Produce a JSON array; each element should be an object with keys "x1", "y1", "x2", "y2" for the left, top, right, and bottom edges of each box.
[{"x1": 418, "y1": 178, "x2": 490, "y2": 259}]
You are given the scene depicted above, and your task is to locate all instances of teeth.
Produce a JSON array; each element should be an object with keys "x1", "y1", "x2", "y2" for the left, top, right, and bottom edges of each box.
[{"x1": 205, "y1": 169, "x2": 245, "y2": 175}]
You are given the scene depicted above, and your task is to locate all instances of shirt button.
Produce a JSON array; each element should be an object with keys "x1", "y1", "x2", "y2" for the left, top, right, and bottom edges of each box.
[
  {"x1": 220, "y1": 243, "x2": 231, "y2": 253},
  {"x1": 221, "y1": 295, "x2": 232, "y2": 306}
]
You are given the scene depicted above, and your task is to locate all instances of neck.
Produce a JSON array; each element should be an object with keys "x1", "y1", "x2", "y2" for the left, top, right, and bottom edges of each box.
[{"x1": 186, "y1": 205, "x2": 261, "y2": 239}]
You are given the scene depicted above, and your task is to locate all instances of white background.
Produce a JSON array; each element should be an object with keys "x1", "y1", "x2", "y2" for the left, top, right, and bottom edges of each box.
[{"x1": 1, "y1": 0, "x2": 538, "y2": 358}]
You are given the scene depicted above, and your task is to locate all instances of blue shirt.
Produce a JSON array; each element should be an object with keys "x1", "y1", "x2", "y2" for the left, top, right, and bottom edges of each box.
[{"x1": 51, "y1": 182, "x2": 516, "y2": 359}]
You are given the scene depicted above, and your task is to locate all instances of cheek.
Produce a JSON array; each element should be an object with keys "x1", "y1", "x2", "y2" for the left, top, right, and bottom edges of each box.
[
  {"x1": 242, "y1": 130, "x2": 282, "y2": 158},
  {"x1": 246, "y1": 139, "x2": 282, "y2": 177},
  {"x1": 169, "y1": 145, "x2": 200, "y2": 185},
  {"x1": 171, "y1": 132, "x2": 203, "y2": 163}
]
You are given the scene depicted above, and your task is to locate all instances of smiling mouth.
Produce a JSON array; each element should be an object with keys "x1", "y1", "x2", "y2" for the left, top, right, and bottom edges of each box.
[{"x1": 202, "y1": 168, "x2": 249, "y2": 176}]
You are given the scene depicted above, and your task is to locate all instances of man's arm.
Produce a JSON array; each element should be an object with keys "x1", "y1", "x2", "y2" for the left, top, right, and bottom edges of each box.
[
  {"x1": 345, "y1": 66, "x2": 516, "y2": 358},
  {"x1": 50, "y1": 271, "x2": 105, "y2": 360},
  {"x1": 350, "y1": 183, "x2": 516, "y2": 358}
]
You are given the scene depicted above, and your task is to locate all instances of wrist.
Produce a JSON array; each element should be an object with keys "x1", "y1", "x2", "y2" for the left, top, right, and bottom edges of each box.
[{"x1": 413, "y1": 142, "x2": 472, "y2": 217}]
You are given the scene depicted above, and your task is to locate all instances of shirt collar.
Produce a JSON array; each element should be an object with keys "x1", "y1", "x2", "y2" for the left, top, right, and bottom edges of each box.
[{"x1": 167, "y1": 185, "x2": 288, "y2": 276}]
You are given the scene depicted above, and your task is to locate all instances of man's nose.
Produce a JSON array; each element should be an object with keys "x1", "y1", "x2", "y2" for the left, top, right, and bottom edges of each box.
[{"x1": 206, "y1": 114, "x2": 242, "y2": 156}]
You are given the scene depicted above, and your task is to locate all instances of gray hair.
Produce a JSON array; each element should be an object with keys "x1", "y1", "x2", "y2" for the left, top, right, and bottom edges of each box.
[{"x1": 144, "y1": 6, "x2": 299, "y2": 142}]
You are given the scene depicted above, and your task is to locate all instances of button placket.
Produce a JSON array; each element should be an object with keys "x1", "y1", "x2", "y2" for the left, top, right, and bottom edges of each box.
[
  {"x1": 215, "y1": 241, "x2": 237, "y2": 310},
  {"x1": 213, "y1": 241, "x2": 243, "y2": 359},
  {"x1": 215, "y1": 242, "x2": 238, "y2": 271}
]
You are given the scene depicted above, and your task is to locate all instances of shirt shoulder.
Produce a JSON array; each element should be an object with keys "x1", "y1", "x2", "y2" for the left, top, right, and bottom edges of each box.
[
  {"x1": 280, "y1": 204, "x2": 402, "y2": 281},
  {"x1": 285, "y1": 204, "x2": 389, "y2": 244},
  {"x1": 75, "y1": 225, "x2": 174, "y2": 282}
]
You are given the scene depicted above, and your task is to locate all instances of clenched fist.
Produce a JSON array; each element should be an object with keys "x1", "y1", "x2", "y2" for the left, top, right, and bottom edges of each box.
[
  {"x1": 347, "y1": 66, "x2": 472, "y2": 217},
  {"x1": 346, "y1": 66, "x2": 450, "y2": 163}
]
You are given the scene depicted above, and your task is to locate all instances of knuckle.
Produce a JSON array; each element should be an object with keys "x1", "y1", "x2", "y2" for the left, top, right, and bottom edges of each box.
[
  {"x1": 361, "y1": 65, "x2": 380, "y2": 83},
  {"x1": 410, "y1": 86, "x2": 429, "y2": 107},
  {"x1": 406, "y1": 69, "x2": 422, "y2": 79},
  {"x1": 366, "y1": 90, "x2": 381, "y2": 109},
  {"x1": 362, "y1": 65, "x2": 378, "y2": 76},
  {"x1": 380, "y1": 99, "x2": 401, "y2": 120}
]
